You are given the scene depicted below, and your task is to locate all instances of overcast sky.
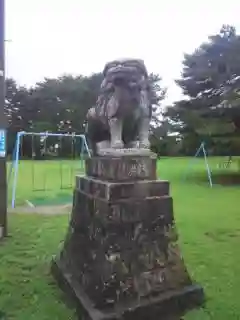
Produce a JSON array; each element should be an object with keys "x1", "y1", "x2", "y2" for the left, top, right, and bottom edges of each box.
[{"x1": 5, "y1": 0, "x2": 240, "y2": 104}]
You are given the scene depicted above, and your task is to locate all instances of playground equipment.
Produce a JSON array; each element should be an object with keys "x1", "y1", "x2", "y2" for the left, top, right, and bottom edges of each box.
[
  {"x1": 8, "y1": 131, "x2": 91, "y2": 208},
  {"x1": 217, "y1": 155, "x2": 232, "y2": 169},
  {"x1": 182, "y1": 142, "x2": 240, "y2": 187},
  {"x1": 183, "y1": 142, "x2": 213, "y2": 187}
]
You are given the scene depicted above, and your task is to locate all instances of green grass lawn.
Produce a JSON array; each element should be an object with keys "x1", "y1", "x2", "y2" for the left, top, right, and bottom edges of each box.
[{"x1": 1, "y1": 157, "x2": 240, "y2": 319}]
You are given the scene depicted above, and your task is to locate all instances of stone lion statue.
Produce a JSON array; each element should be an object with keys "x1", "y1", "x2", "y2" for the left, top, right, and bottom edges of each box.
[{"x1": 86, "y1": 58, "x2": 154, "y2": 155}]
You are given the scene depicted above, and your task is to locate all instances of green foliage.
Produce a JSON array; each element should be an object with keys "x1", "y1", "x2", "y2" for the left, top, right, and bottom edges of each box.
[
  {"x1": 166, "y1": 24, "x2": 240, "y2": 155},
  {"x1": 5, "y1": 72, "x2": 166, "y2": 157}
]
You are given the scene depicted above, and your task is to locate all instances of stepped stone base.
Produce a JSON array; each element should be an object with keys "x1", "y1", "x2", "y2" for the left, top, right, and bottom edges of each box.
[{"x1": 51, "y1": 155, "x2": 204, "y2": 319}]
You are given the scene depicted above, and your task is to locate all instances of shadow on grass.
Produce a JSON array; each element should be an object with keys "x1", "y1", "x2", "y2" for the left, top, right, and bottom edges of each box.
[
  {"x1": 185, "y1": 171, "x2": 240, "y2": 186},
  {"x1": 29, "y1": 192, "x2": 72, "y2": 206},
  {"x1": 212, "y1": 172, "x2": 240, "y2": 185}
]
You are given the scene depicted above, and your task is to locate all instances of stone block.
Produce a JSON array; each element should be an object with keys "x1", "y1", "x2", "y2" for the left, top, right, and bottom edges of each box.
[
  {"x1": 75, "y1": 175, "x2": 170, "y2": 201},
  {"x1": 51, "y1": 260, "x2": 204, "y2": 320},
  {"x1": 71, "y1": 189, "x2": 173, "y2": 229},
  {"x1": 85, "y1": 156, "x2": 157, "y2": 181}
]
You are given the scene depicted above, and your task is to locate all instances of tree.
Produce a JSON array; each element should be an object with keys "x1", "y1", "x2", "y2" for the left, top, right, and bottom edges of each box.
[
  {"x1": 5, "y1": 78, "x2": 31, "y2": 131},
  {"x1": 167, "y1": 24, "x2": 240, "y2": 154},
  {"x1": 148, "y1": 73, "x2": 166, "y2": 126},
  {"x1": 4, "y1": 79, "x2": 33, "y2": 154},
  {"x1": 28, "y1": 73, "x2": 103, "y2": 133},
  {"x1": 5, "y1": 71, "x2": 166, "y2": 157}
]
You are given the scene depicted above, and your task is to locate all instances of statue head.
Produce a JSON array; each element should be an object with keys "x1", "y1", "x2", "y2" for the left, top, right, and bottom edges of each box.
[{"x1": 95, "y1": 58, "x2": 151, "y2": 118}]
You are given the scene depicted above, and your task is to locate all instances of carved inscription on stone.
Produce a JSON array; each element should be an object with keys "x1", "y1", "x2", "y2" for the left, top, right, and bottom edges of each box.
[{"x1": 128, "y1": 162, "x2": 147, "y2": 177}]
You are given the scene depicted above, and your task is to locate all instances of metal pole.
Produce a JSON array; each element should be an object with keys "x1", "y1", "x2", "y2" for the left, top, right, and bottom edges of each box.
[
  {"x1": 182, "y1": 142, "x2": 204, "y2": 182},
  {"x1": 202, "y1": 143, "x2": 213, "y2": 188},
  {"x1": 11, "y1": 133, "x2": 21, "y2": 208},
  {"x1": 18, "y1": 131, "x2": 86, "y2": 138},
  {"x1": 0, "y1": 0, "x2": 7, "y2": 238}
]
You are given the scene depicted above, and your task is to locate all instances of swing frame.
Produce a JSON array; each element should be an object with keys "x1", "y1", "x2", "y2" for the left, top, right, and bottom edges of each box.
[
  {"x1": 9, "y1": 131, "x2": 90, "y2": 208},
  {"x1": 182, "y1": 142, "x2": 213, "y2": 187}
]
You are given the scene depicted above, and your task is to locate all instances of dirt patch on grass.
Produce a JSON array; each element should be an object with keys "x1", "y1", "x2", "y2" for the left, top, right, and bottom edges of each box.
[{"x1": 8, "y1": 203, "x2": 72, "y2": 215}]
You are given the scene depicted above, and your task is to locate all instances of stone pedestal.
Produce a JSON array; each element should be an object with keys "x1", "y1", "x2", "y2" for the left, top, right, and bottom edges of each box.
[{"x1": 51, "y1": 155, "x2": 204, "y2": 320}]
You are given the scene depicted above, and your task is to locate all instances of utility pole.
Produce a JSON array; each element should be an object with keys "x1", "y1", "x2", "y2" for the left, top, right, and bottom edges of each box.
[{"x1": 0, "y1": 0, "x2": 7, "y2": 239}]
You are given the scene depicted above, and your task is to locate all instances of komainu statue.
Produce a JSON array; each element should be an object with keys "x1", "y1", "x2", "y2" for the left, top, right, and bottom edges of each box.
[
  {"x1": 52, "y1": 61, "x2": 205, "y2": 320},
  {"x1": 86, "y1": 58, "x2": 154, "y2": 155}
]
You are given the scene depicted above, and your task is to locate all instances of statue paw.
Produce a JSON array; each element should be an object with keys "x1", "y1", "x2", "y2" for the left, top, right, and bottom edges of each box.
[
  {"x1": 128, "y1": 141, "x2": 139, "y2": 148},
  {"x1": 139, "y1": 140, "x2": 150, "y2": 149},
  {"x1": 111, "y1": 140, "x2": 124, "y2": 149}
]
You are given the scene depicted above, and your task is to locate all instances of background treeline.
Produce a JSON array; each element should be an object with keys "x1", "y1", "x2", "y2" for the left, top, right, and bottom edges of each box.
[{"x1": 5, "y1": 25, "x2": 240, "y2": 158}]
